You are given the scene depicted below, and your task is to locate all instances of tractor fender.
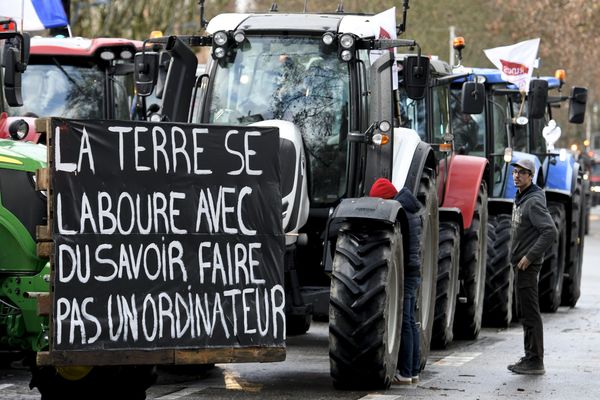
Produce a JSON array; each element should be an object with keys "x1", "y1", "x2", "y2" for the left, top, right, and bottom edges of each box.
[
  {"x1": 488, "y1": 198, "x2": 514, "y2": 217},
  {"x1": 544, "y1": 151, "x2": 579, "y2": 194},
  {"x1": 322, "y1": 197, "x2": 408, "y2": 274},
  {"x1": 544, "y1": 188, "x2": 572, "y2": 216},
  {"x1": 442, "y1": 154, "x2": 488, "y2": 230},
  {"x1": 391, "y1": 128, "x2": 436, "y2": 193},
  {"x1": 439, "y1": 206, "x2": 464, "y2": 236}
]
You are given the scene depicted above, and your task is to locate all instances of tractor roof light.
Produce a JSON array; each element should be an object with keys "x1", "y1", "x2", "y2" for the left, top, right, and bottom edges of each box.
[
  {"x1": 339, "y1": 34, "x2": 355, "y2": 49},
  {"x1": 322, "y1": 32, "x2": 335, "y2": 46},
  {"x1": 452, "y1": 36, "x2": 465, "y2": 50},
  {"x1": 213, "y1": 31, "x2": 229, "y2": 47},
  {"x1": 213, "y1": 46, "x2": 226, "y2": 59},
  {"x1": 339, "y1": 49, "x2": 352, "y2": 62},
  {"x1": 337, "y1": 34, "x2": 356, "y2": 62},
  {"x1": 233, "y1": 30, "x2": 246, "y2": 44},
  {"x1": 149, "y1": 30, "x2": 163, "y2": 39},
  {"x1": 555, "y1": 69, "x2": 566, "y2": 83},
  {"x1": 9, "y1": 119, "x2": 28, "y2": 140}
]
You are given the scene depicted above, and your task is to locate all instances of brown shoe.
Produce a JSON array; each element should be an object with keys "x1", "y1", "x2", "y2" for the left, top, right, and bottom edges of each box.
[{"x1": 508, "y1": 357, "x2": 545, "y2": 375}]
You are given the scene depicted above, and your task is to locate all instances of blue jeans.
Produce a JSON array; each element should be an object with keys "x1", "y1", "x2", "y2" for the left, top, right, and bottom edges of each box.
[{"x1": 398, "y1": 276, "x2": 421, "y2": 378}]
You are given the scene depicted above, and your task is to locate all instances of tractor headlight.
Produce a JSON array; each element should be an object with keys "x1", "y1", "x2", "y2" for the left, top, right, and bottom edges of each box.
[
  {"x1": 9, "y1": 119, "x2": 28, "y2": 140},
  {"x1": 339, "y1": 34, "x2": 355, "y2": 49},
  {"x1": 233, "y1": 30, "x2": 246, "y2": 44},
  {"x1": 100, "y1": 50, "x2": 115, "y2": 61},
  {"x1": 120, "y1": 49, "x2": 133, "y2": 59},
  {"x1": 213, "y1": 31, "x2": 229, "y2": 46},
  {"x1": 338, "y1": 34, "x2": 356, "y2": 62},
  {"x1": 322, "y1": 32, "x2": 335, "y2": 46},
  {"x1": 340, "y1": 49, "x2": 353, "y2": 62},
  {"x1": 213, "y1": 46, "x2": 226, "y2": 59}
]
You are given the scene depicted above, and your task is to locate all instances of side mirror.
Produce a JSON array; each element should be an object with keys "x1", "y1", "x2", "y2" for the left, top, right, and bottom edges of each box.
[
  {"x1": 1, "y1": 32, "x2": 29, "y2": 107},
  {"x1": 134, "y1": 51, "x2": 159, "y2": 97},
  {"x1": 3, "y1": 46, "x2": 23, "y2": 106},
  {"x1": 528, "y1": 79, "x2": 548, "y2": 119},
  {"x1": 461, "y1": 82, "x2": 484, "y2": 114},
  {"x1": 403, "y1": 55, "x2": 429, "y2": 100},
  {"x1": 569, "y1": 86, "x2": 587, "y2": 124}
]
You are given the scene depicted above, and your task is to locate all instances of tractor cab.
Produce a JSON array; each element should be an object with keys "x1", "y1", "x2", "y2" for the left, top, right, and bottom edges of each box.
[{"x1": 1, "y1": 36, "x2": 141, "y2": 143}]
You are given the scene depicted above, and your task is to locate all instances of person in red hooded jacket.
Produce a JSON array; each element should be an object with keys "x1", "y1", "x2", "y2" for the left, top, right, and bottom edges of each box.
[{"x1": 369, "y1": 178, "x2": 422, "y2": 384}]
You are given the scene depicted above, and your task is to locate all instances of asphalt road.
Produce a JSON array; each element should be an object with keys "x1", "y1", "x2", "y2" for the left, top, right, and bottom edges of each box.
[{"x1": 3, "y1": 208, "x2": 600, "y2": 400}]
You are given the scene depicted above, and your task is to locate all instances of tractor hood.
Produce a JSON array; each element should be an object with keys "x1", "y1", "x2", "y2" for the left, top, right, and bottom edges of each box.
[{"x1": 0, "y1": 139, "x2": 47, "y2": 172}]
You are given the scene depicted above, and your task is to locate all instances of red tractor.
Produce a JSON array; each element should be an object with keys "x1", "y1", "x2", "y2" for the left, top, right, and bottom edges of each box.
[{"x1": 0, "y1": 35, "x2": 141, "y2": 143}]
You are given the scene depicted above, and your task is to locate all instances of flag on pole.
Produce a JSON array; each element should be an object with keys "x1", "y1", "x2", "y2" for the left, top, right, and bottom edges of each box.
[
  {"x1": 0, "y1": 0, "x2": 68, "y2": 31},
  {"x1": 369, "y1": 7, "x2": 398, "y2": 89},
  {"x1": 483, "y1": 38, "x2": 540, "y2": 91}
]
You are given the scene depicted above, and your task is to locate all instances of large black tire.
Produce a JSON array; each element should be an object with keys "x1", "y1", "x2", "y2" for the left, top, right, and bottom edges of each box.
[
  {"x1": 31, "y1": 364, "x2": 157, "y2": 400},
  {"x1": 415, "y1": 169, "x2": 439, "y2": 371},
  {"x1": 562, "y1": 178, "x2": 583, "y2": 307},
  {"x1": 453, "y1": 182, "x2": 488, "y2": 340},
  {"x1": 482, "y1": 214, "x2": 513, "y2": 327},
  {"x1": 329, "y1": 223, "x2": 403, "y2": 390},
  {"x1": 431, "y1": 221, "x2": 460, "y2": 349},
  {"x1": 539, "y1": 202, "x2": 566, "y2": 312}
]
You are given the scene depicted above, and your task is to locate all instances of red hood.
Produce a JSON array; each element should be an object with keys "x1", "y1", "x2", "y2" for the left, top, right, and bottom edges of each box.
[{"x1": 30, "y1": 36, "x2": 143, "y2": 57}]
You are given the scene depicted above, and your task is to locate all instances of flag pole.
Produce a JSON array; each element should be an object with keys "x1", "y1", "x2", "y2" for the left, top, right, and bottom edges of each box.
[{"x1": 20, "y1": 0, "x2": 24, "y2": 32}]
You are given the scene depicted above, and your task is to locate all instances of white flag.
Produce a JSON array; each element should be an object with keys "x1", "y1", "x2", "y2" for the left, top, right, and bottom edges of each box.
[{"x1": 483, "y1": 38, "x2": 540, "y2": 91}]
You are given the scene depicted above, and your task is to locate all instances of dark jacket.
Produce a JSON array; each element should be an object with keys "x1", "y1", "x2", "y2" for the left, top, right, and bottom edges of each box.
[
  {"x1": 511, "y1": 184, "x2": 557, "y2": 266},
  {"x1": 395, "y1": 187, "x2": 422, "y2": 277}
]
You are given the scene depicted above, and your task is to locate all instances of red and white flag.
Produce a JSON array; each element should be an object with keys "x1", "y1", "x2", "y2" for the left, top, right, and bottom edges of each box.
[
  {"x1": 369, "y1": 7, "x2": 398, "y2": 88},
  {"x1": 484, "y1": 38, "x2": 540, "y2": 91}
]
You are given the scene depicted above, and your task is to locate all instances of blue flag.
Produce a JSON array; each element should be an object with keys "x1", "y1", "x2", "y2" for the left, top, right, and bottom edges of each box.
[{"x1": 0, "y1": 0, "x2": 68, "y2": 31}]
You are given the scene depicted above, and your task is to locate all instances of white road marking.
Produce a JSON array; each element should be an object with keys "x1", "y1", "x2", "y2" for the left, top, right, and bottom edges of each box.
[
  {"x1": 359, "y1": 395, "x2": 403, "y2": 400},
  {"x1": 0, "y1": 384, "x2": 14, "y2": 390},
  {"x1": 156, "y1": 387, "x2": 203, "y2": 399},
  {"x1": 432, "y1": 352, "x2": 482, "y2": 366}
]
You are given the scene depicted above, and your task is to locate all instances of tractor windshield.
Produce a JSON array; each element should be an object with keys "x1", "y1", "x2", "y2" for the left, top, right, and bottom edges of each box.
[
  {"x1": 5, "y1": 60, "x2": 133, "y2": 120},
  {"x1": 206, "y1": 35, "x2": 350, "y2": 205},
  {"x1": 398, "y1": 89, "x2": 426, "y2": 139}
]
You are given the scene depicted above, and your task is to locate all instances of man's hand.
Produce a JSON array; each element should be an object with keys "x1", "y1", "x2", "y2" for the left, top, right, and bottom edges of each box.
[{"x1": 517, "y1": 256, "x2": 531, "y2": 270}]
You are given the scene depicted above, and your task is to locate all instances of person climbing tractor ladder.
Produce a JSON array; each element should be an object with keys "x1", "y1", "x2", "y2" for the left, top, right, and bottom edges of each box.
[{"x1": 369, "y1": 178, "x2": 422, "y2": 384}]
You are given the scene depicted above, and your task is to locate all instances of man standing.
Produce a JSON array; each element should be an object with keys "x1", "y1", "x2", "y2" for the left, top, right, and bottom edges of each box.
[{"x1": 509, "y1": 159, "x2": 557, "y2": 375}]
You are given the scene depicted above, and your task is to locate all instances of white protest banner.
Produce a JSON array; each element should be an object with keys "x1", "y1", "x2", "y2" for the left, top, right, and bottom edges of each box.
[{"x1": 483, "y1": 38, "x2": 540, "y2": 91}]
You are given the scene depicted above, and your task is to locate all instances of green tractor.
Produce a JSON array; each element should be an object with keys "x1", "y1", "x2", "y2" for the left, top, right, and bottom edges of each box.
[
  {"x1": 0, "y1": 22, "x2": 49, "y2": 366},
  {"x1": 0, "y1": 138, "x2": 49, "y2": 364}
]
